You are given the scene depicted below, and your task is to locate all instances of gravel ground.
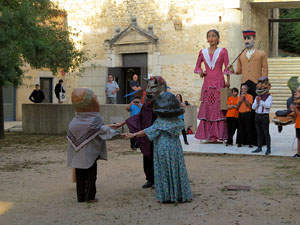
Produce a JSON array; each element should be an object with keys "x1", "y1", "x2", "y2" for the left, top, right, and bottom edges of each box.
[{"x1": 0, "y1": 132, "x2": 299, "y2": 225}]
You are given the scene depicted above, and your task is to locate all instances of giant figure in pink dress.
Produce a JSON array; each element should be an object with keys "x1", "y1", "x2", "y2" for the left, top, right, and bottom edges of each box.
[{"x1": 194, "y1": 29, "x2": 231, "y2": 142}]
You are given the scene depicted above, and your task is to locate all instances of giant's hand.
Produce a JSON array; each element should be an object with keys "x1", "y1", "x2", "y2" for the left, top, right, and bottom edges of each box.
[
  {"x1": 225, "y1": 81, "x2": 230, "y2": 88},
  {"x1": 199, "y1": 71, "x2": 207, "y2": 78},
  {"x1": 227, "y1": 64, "x2": 235, "y2": 74}
]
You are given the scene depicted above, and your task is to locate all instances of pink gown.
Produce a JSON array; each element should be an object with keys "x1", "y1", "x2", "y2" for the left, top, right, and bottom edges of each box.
[{"x1": 194, "y1": 47, "x2": 231, "y2": 141}]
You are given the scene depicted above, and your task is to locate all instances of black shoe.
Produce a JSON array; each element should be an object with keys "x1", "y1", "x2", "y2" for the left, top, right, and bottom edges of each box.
[
  {"x1": 184, "y1": 141, "x2": 189, "y2": 145},
  {"x1": 252, "y1": 148, "x2": 262, "y2": 153},
  {"x1": 249, "y1": 145, "x2": 253, "y2": 148},
  {"x1": 142, "y1": 181, "x2": 154, "y2": 189},
  {"x1": 237, "y1": 144, "x2": 242, "y2": 147},
  {"x1": 265, "y1": 149, "x2": 271, "y2": 155},
  {"x1": 293, "y1": 154, "x2": 300, "y2": 158}
]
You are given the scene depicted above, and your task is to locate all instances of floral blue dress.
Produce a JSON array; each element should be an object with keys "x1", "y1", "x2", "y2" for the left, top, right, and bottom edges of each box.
[{"x1": 144, "y1": 117, "x2": 192, "y2": 203}]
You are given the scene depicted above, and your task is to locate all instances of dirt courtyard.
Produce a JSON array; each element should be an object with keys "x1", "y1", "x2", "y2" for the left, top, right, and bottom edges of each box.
[{"x1": 0, "y1": 132, "x2": 299, "y2": 225}]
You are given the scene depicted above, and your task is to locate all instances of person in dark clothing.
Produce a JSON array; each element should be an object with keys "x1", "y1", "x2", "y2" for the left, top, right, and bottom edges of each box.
[
  {"x1": 29, "y1": 84, "x2": 45, "y2": 103},
  {"x1": 54, "y1": 79, "x2": 65, "y2": 103},
  {"x1": 129, "y1": 74, "x2": 141, "y2": 102},
  {"x1": 112, "y1": 76, "x2": 167, "y2": 189},
  {"x1": 176, "y1": 94, "x2": 189, "y2": 145}
]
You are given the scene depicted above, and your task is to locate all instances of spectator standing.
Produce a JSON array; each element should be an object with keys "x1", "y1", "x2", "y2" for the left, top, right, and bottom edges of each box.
[
  {"x1": 236, "y1": 84, "x2": 253, "y2": 148},
  {"x1": 54, "y1": 79, "x2": 65, "y2": 103},
  {"x1": 176, "y1": 94, "x2": 189, "y2": 145},
  {"x1": 225, "y1": 88, "x2": 240, "y2": 146},
  {"x1": 105, "y1": 75, "x2": 119, "y2": 104},
  {"x1": 29, "y1": 84, "x2": 45, "y2": 103},
  {"x1": 125, "y1": 96, "x2": 143, "y2": 149},
  {"x1": 290, "y1": 85, "x2": 300, "y2": 158},
  {"x1": 129, "y1": 74, "x2": 141, "y2": 102}
]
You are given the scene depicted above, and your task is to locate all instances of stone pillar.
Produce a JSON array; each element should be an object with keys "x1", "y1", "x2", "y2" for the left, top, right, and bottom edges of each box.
[{"x1": 272, "y1": 8, "x2": 279, "y2": 57}]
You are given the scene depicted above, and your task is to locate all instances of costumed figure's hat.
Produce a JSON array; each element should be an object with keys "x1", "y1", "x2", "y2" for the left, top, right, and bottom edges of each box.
[
  {"x1": 154, "y1": 92, "x2": 184, "y2": 117},
  {"x1": 258, "y1": 76, "x2": 269, "y2": 83},
  {"x1": 243, "y1": 30, "x2": 256, "y2": 37}
]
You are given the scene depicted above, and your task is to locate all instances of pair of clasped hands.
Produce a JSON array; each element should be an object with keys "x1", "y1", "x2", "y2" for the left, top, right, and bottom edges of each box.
[
  {"x1": 107, "y1": 123, "x2": 136, "y2": 139},
  {"x1": 198, "y1": 64, "x2": 233, "y2": 88}
]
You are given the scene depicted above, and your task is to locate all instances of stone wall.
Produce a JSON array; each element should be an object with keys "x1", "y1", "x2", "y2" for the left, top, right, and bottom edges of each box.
[{"x1": 22, "y1": 103, "x2": 198, "y2": 134}]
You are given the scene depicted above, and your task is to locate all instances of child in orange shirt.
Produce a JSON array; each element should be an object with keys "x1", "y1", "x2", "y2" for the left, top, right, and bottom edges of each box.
[
  {"x1": 290, "y1": 86, "x2": 300, "y2": 158},
  {"x1": 236, "y1": 84, "x2": 254, "y2": 148},
  {"x1": 226, "y1": 88, "x2": 240, "y2": 146}
]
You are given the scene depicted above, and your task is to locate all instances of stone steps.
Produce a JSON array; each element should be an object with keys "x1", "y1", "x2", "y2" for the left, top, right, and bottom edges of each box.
[{"x1": 268, "y1": 57, "x2": 300, "y2": 109}]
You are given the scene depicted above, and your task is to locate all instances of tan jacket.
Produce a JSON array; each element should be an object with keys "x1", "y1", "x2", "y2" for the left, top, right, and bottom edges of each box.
[{"x1": 236, "y1": 50, "x2": 268, "y2": 83}]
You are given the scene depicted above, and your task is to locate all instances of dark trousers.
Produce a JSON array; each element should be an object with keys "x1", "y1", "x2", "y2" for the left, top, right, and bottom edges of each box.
[
  {"x1": 237, "y1": 112, "x2": 252, "y2": 145},
  {"x1": 181, "y1": 119, "x2": 187, "y2": 143},
  {"x1": 255, "y1": 114, "x2": 271, "y2": 150},
  {"x1": 143, "y1": 155, "x2": 154, "y2": 183},
  {"x1": 130, "y1": 137, "x2": 139, "y2": 148},
  {"x1": 75, "y1": 161, "x2": 97, "y2": 202},
  {"x1": 181, "y1": 128, "x2": 188, "y2": 142},
  {"x1": 227, "y1": 117, "x2": 238, "y2": 144},
  {"x1": 245, "y1": 80, "x2": 258, "y2": 145}
]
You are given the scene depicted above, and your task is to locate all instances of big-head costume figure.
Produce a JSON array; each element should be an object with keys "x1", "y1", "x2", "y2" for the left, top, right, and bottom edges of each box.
[
  {"x1": 236, "y1": 30, "x2": 268, "y2": 97},
  {"x1": 114, "y1": 76, "x2": 167, "y2": 188},
  {"x1": 67, "y1": 88, "x2": 120, "y2": 203}
]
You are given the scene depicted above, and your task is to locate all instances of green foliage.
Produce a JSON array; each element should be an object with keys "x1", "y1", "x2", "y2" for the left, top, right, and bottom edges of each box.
[
  {"x1": 279, "y1": 9, "x2": 300, "y2": 54},
  {"x1": 0, "y1": 0, "x2": 87, "y2": 87}
]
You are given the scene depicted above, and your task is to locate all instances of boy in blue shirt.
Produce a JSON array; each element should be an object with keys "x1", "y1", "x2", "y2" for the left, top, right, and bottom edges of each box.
[{"x1": 125, "y1": 97, "x2": 143, "y2": 149}]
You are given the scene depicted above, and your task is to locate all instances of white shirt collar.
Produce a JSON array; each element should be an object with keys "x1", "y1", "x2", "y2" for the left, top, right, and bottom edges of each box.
[
  {"x1": 246, "y1": 49, "x2": 256, "y2": 60},
  {"x1": 202, "y1": 47, "x2": 223, "y2": 70}
]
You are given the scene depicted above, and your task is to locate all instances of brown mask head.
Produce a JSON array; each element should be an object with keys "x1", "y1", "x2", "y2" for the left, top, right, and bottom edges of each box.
[
  {"x1": 256, "y1": 77, "x2": 271, "y2": 96},
  {"x1": 71, "y1": 88, "x2": 100, "y2": 112}
]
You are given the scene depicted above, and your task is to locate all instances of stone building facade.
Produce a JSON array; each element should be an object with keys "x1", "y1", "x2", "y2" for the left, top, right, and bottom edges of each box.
[{"x1": 9, "y1": 0, "x2": 300, "y2": 120}]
